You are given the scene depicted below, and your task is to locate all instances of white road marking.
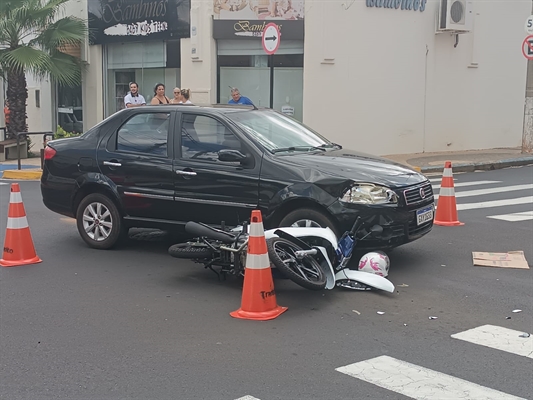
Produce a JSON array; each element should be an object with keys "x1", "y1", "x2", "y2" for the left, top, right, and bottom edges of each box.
[
  {"x1": 434, "y1": 184, "x2": 533, "y2": 200},
  {"x1": 336, "y1": 355, "x2": 526, "y2": 400},
  {"x1": 487, "y1": 211, "x2": 533, "y2": 222},
  {"x1": 0, "y1": 182, "x2": 9, "y2": 185},
  {"x1": 455, "y1": 196, "x2": 533, "y2": 210},
  {"x1": 234, "y1": 396, "x2": 261, "y2": 400},
  {"x1": 451, "y1": 325, "x2": 533, "y2": 359},
  {"x1": 432, "y1": 180, "x2": 501, "y2": 190}
]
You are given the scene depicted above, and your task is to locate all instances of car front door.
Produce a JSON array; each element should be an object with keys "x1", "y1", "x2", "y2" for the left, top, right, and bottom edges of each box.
[
  {"x1": 97, "y1": 110, "x2": 177, "y2": 221},
  {"x1": 172, "y1": 112, "x2": 261, "y2": 227}
]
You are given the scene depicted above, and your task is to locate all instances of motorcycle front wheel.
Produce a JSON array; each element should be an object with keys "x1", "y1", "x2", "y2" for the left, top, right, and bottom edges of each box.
[
  {"x1": 266, "y1": 237, "x2": 327, "y2": 291},
  {"x1": 168, "y1": 242, "x2": 214, "y2": 259}
]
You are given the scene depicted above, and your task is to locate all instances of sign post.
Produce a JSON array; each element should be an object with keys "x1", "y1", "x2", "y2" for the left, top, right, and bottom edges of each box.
[{"x1": 262, "y1": 23, "x2": 281, "y2": 109}]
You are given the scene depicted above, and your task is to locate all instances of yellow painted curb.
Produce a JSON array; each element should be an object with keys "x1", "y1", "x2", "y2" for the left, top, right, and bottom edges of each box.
[{"x1": 1, "y1": 169, "x2": 43, "y2": 180}]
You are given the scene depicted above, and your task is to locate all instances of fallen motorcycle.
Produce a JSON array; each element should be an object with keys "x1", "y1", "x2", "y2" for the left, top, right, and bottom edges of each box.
[{"x1": 168, "y1": 217, "x2": 394, "y2": 293}]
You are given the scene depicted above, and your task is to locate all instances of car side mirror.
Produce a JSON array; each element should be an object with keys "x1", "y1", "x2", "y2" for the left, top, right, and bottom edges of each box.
[{"x1": 218, "y1": 149, "x2": 247, "y2": 163}]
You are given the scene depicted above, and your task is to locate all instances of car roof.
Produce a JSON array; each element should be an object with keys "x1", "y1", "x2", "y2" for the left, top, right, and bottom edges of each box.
[{"x1": 122, "y1": 103, "x2": 262, "y2": 115}]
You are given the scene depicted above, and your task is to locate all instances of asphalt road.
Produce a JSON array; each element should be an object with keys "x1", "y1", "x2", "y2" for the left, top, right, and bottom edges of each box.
[{"x1": 0, "y1": 167, "x2": 532, "y2": 400}]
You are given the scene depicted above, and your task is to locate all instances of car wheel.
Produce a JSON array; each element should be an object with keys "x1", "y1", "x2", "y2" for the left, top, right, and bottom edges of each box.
[
  {"x1": 76, "y1": 193, "x2": 124, "y2": 250},
  {"x1": 279, "y1": 208, "x2": 339, "y2": 236}
]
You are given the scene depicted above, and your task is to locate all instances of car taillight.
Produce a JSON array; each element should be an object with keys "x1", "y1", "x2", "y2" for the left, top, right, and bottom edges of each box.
[{"x1": 44, "y1": 146, "x2": 56, "y2": 160}]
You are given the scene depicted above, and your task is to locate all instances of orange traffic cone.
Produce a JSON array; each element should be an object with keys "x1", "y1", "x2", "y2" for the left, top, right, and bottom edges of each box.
[
  {"x1": 0, "y1": 183, "x2": 42, "y2": 267},
  {"x1": 434, "y1": 161, "x2": 464, "y2": 226},
  {"x1": 230, "y1": 210, "x2": 288, "y2": 321}
]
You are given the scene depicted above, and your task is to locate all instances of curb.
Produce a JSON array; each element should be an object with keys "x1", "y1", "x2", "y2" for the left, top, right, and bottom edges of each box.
[
  {"x1": 418, "y1": 157, "x2": 533, "y2": 174},
  {"x1": 1, "y1": 169, "x2": 43, "y2": 180}
]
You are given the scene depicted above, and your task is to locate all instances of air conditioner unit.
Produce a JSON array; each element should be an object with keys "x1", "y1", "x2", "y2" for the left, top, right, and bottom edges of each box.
[{"x1": 437, "y1": 0, "x2": 473, "y2": 33}]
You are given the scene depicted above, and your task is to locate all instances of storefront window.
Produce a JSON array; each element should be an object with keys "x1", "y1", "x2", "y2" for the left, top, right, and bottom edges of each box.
[
  {"x1": 57, "y1": 84, "x2": 83, "y2": 134},
  {"x1": 105, "y1": 40, "x2": 181, "y2": 116},
  {"x1": 218, "y1": 53, "x2": 303, "y2": 121}
]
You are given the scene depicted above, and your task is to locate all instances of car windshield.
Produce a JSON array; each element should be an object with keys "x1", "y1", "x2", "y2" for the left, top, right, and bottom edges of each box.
[{"x1": 229, "y1": 110, "x2": 338, "y2": 153}]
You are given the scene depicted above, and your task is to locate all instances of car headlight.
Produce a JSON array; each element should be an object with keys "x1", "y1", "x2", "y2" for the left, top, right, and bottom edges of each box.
[{"x1": 341, "y1": 184, "x2": 398, "y2": 205}]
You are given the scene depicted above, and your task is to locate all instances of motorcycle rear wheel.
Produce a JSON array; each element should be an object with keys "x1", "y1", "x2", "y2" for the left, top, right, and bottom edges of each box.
[
  {"x1": 168, "y1": 242, "x2": 213, "y2": 259},
  {"x1": 266, "y1": 237, "x2": 327, "y2": 291}
]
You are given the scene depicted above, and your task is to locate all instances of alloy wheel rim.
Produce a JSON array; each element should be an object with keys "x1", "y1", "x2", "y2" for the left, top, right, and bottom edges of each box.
[
  {"x1": 290, "y1": 219, "x2": 322, "y2": 228},
  {"x1": 82, "y1": 202, "x2": 113, "y2": 242}
]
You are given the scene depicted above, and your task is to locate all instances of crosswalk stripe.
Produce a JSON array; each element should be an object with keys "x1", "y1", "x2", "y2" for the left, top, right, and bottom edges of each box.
[
  {"x1": 487, "y1": 211, "x2": 533, "y2": 222},
  {"x1": 451, "y1": 325, "x2": 533, "y2": 359},
  {"x1": 434, "y1": 184, "x2": 533, "y2": 200},
  {"x1": 455, "y1": 196, "x2": 533, "y2": 210},
  {"x1": 432, "y1": 180, "x2": 501, "y2": 190},
  {"x1": 336, "y1": 355, "x2": 526, "y2": 400}
]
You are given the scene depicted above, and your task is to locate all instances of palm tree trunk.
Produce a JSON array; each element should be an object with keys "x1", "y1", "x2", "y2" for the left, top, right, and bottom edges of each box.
[{"x1": 6, "y1": 69, "x2": 28, "y2": 139}]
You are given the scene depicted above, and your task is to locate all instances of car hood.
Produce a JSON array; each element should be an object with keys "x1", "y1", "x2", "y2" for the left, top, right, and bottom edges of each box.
[{"x1": 280, "y1": 148, "x2": 427, "y2": 188}]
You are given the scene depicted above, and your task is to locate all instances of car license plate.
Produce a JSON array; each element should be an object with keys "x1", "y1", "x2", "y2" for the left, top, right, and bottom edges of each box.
[{"x1": 416, "y1": 205, "x2": 434, "y2": 226}]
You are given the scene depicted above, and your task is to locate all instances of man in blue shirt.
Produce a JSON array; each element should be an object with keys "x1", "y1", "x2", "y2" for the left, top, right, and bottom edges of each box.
[{"x1": 228, "y1": 87, "x2": 254, "y2": 105}]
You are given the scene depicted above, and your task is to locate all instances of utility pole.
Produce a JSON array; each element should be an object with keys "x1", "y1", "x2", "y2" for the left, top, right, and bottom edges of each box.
[{"x1": 523, "y1": 1, "x2": 533, "y2": 153}]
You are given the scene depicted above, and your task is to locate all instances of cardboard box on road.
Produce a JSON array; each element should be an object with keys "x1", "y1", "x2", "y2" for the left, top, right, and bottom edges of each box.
[{"x1": 472, "y1": 251, "x2": 530, "y2": 269}]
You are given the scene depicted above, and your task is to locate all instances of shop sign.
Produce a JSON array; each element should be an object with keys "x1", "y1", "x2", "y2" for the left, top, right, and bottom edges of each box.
[
  {"x1": 366, "y1": 0, "x2": 427, "y2": 12},
  {"x1": 213, "y1": 20, "x2": 303, "y2": 40},
  {"x1": 88, "y1": 0, "x2": 191, "y2": 44},
  {"x1": 213, "y1": 0, "x2": 304, "y2": 21}
]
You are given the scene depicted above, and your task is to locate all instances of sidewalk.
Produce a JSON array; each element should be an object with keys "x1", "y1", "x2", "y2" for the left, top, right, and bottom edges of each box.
[
  {"x1": 1, "y1": 147, "x2": 533, "y2": 180},
  {"x1": 0, "y1": 157, "x2": 42, "y2": 180},
  {"x1": 383, "y1": 147, "x2": 533, "y2": 174}
]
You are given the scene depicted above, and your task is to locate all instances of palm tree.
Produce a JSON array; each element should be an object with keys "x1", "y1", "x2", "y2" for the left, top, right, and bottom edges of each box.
[{"x1": 0, "y1": 0, "x2": 87, "y2": 138}]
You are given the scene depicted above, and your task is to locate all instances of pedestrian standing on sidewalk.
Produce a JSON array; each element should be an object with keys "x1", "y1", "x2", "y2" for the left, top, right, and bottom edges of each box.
[
  {"x1": 151, "y1": 83, "x2": 171, "y2": 105},
  {"x1": 170, "y1": 87, "x2": 182, "y2": 104},
  {"x1": 228, "y1": 87, "x2": 254, "y2": 105},
  {"x1": 124, "y1": 82, "x2": 146, "y2": 108}
]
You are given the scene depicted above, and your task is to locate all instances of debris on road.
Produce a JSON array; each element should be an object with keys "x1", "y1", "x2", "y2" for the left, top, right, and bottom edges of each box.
[
  {"x1": 512, "y1": 309, "x2": 522, "y2": 313},
  {"x1": 397, "y1": 284, "x2": 409, "y2": 287},
  {"x1": 352, "y1": 310, "x2": 361, "y2": 315},
  {"x1": 472, "y1": 251, "x2": 530, "y2": 269},
  {"x1": 429, "y1": 316, "x2": 438, "y2": 320},
  {"x1": 519, "y1": 333, "x2": 531, "y2": 338},
  {"x1": 506, "y1": 316, "x2": 512, "y2": 320},
  {"x1": 377, "y1": 311, "x2": 385, "y2": 315}
]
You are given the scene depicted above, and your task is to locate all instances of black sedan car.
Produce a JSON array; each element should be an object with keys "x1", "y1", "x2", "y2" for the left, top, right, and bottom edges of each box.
[{"x1": 41, "y1": 104, "x2": 434, "y2": 250}]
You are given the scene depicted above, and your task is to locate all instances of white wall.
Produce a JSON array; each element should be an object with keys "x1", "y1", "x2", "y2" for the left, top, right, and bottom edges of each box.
[
  {"x1": 83, "y1": 45, "x2": 104, "y2": 130},
  {"x1": 25, "y1": 73, "x2": 53, "y2": 151},
  {"x1": 302, "y1": 0, "x2": 530, "y2": 155},
  {"x1": 180, "y1": 0, "x2": 217, "y2": 104}
]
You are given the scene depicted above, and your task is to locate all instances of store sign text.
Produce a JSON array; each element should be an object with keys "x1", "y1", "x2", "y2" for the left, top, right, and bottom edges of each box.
[
  {"x1": 366, "y1": 0, "x2": 427, "y2": 12},
  {"x1": 102, "y1": 0, "x2": 168, "y2": 24},
  {"x1": 233, "y1": 21, "x2": 282, "y2": 37}
]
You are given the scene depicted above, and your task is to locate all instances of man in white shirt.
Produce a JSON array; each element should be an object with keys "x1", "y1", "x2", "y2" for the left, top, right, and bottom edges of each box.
[{"x1": 124, "y1": 82, "x2": 146, "y2": 108}]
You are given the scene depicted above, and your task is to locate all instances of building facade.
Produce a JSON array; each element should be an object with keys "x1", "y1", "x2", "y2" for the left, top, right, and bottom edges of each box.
[{"x1": 19, "y1": 0, "x2": 530, "y2": 156}]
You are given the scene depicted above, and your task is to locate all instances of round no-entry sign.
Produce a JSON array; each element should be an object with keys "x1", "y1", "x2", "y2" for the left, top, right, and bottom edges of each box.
[
  {"x1": 522, "y1": 35, "x2": 533, "y2": 60},
  {"x1": 262, "y1": 23, "x2": 280, "y2": 55}
]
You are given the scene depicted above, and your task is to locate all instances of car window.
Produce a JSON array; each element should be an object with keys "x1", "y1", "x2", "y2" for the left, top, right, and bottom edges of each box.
[
  {"x1": 181, "y1": 114, "x2": 241, "y2": 160},
  {"x1": 116, "y1": 113, "x2": 170, "y2": 157}
]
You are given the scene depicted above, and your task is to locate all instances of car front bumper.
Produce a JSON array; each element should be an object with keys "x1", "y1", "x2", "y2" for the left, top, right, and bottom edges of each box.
[{"x1": 327, "y1": 196, "x2": 435, "y2": 250}]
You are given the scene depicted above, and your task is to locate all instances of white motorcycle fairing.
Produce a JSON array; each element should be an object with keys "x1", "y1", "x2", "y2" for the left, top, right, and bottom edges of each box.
[
  {"x1": 261, "y1": 226, "x2": 394, "y2": 293},
  {"x1": 264, "y1": 226, "x2": 339, "y2": 246},
  {"x1": 335, "y1": 269, "x2": 395, "y2": 293}
]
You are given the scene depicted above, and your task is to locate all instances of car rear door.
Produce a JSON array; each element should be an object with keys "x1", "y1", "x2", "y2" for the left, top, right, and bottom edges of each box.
[
  {"x1": 172, "y1": 111, "x2": 261, "y2": 226},
  {"x1": 97, "y1": 110, "x2": 177, "y2": 221}
]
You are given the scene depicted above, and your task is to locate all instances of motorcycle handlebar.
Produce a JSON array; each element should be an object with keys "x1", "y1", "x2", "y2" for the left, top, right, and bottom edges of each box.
[
  {"x1": 185, "y1": 221, "x2": 236, "y2": 244},
  {"x1": 350, "y1": 216, "x2": 363, "y2": 235}
]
